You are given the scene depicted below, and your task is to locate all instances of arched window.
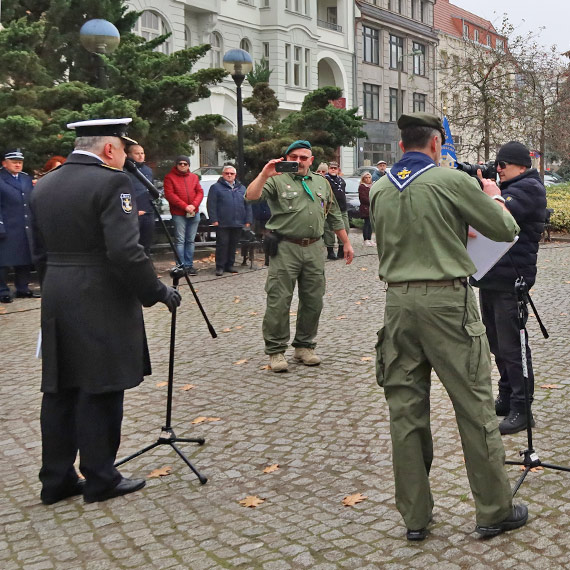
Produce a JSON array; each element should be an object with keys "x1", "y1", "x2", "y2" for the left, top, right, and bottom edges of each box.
[
  {"x1": 240, "y1": 38, "x2": 252, "y2": 54},
  {"x1": 134, "y1": 10, "x2": 172, "y2": 54},
  {"x1": 210, "y1": 32, "x2": 223, "y2": 67},
  {"x1": 184, "y1": 25, "x2": 192, "y2": 48}
]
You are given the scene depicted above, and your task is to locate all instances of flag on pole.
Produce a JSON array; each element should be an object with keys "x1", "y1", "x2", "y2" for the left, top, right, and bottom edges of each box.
[{"x1": 440, "y1": 116, "x2": 457, "y2": 169}]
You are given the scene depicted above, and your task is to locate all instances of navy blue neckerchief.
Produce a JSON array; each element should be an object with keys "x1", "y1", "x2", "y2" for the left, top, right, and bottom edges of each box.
[{"x1": 387, "y1": 151, "x2": 436, "y2": 192}]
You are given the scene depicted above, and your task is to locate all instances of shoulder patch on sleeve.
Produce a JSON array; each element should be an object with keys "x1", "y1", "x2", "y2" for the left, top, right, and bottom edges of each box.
[{"x1": 121, "y1": 193, "x2": 133, "y2": 213}]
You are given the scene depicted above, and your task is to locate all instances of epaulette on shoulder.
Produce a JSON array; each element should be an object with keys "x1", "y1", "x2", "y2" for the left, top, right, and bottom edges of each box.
[{"x1": 98, "y1": 163, "x2": 124, "y2": 172}]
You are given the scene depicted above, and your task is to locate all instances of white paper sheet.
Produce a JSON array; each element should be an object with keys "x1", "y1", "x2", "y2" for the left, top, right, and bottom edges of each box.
[{"x1": 467, "y1": 228, "x2": 518, "y2": 280}]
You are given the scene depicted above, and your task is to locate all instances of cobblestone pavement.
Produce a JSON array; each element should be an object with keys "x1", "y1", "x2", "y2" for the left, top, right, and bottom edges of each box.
[{"x1": 1, "y1": 234, "x2": 570, "y2": 570}]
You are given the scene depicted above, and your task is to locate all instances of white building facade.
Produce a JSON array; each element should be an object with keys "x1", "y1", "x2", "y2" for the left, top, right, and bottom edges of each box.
[{"x1": 128, "y1": 0, "x2": 356, "y2": 172}]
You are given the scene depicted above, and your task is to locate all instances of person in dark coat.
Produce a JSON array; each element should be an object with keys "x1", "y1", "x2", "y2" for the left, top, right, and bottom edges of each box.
[
  {"x1": 125, "y1": 144, "x2": 155, "y2": 255},
  {"x1": 471, "y1": 141, "x2": 547, "y2": 435},
  {"x1": 0, "y1": 149, "x2": 38, "y2": 302},
  {"x1": 207, "y1": 165, "x2": 252, "y2": 276},
  {"x1": 358, "y1": 171, "x2": 375, "y2": 246},
  {"x1": 31, "y1": 118, "x2": 181, "y2": 505}
]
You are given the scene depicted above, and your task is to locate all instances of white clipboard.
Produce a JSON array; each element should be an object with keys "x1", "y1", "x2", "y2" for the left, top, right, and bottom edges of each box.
[{"x1": 467, "y1": 228, "x2": 518, "y2": 281}]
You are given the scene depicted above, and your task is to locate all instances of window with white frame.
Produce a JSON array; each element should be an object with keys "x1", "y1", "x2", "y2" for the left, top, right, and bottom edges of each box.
[
  {"x1": 420, "y1": 1, "x2": 428, "y2": 23},
  {"x1": 463, "y1": 23, "x2": 469, "y2": 38},
  {"x1": 474, "y1": 29, "x2": 480, "y2": 43},
  {"x1": 487, "y1": 34, "x2": 492, "y2": 46},
  {"x1": 412, "y1": 42, "x2": 425, "y2": 75},
  {"x1": 389, "y1": 88, "x2": 402, "y2": 121},
  {"x1": 496, "y1": 38, "x2": 505, "y2": 52},
  {"x1": 184, "y1": 25, "x2": 191, "y2": 48},
  {"x1": 210, "y1": 32, "x2": 222, "y2": 68},
  {"x1": 285, "y1": 43, "x2": 309, "y2": 87},
  {"x1": 134, "y1": 10, "x2": 172, "y2": 54},
  {"x1": 363, "y1": 26, "x2": 380, "y2": 65},
  {"x1": 304, "y1": 48, "x2": 310, "y2": 89},
  {"x1": 363, "y1": 83, "x2": 380, "y2": 120},
  {"x1": 285, "y1": 0, "x2": 309, "y2": 15},
  {"x1": 413, "y1": 92, "x2": 426, "y2": 112},
  {"x1": 262, "y1": 42, "x2": 270, "y2": 69},
  {"x1": 240, "y1": 38, "x2": 252, "y2": 53},
  {"x1": 390, "y1": 0, "x2": 402, "y2": 13}
]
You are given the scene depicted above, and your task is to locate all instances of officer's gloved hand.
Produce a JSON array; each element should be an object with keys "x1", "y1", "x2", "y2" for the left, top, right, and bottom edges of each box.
[{"x1": 163, "y1": 286, "x2": 182, "y2": 313}]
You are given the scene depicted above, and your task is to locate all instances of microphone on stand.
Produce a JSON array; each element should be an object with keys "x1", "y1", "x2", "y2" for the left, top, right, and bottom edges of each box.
[{"x1": 124, "y1": 158, "x2": 161, "y2": 200}]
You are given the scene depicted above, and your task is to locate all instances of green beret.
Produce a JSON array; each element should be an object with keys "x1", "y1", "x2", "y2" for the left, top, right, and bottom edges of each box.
[
  {"x1": 285, "y1": 140, "x2": 312, "y2": 155},
  {"x1": 397, "y1": 112, "x2": 446, "y2": 143}
]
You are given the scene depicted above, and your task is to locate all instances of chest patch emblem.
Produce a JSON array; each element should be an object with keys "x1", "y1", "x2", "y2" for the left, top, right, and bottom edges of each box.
[
  {"x1": 397, "y1": 168, "x2": 412, "y2": 180},
  {"x1": 121, "y1": 193, "x2": 133, "y2": 214}
]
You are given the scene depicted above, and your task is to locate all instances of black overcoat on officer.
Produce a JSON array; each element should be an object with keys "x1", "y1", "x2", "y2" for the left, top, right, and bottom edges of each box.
[
  {"x1": 31, "y1": 153, "x2": 168, "y2": 394},
  {"x1": 0, "y1": 166, "x2": 34, "y2": 266}
]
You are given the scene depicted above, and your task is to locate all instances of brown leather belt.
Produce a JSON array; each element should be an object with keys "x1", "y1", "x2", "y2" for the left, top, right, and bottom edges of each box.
[
  {"x1": 387, "y1": 278, "x2": 467, "y2": 288},
  {"x1": 282, "y1": 236, "x2": 321, "y2": 247}
]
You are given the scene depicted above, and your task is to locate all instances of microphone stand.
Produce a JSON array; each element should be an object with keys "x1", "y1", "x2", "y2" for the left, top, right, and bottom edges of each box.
[{"x1": 115, "y1": 160, "x2": 215, "y2": 484}]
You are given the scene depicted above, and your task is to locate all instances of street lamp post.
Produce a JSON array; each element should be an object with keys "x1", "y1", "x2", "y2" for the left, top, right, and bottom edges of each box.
[
  {"x1": 223, "y1": 49, "x2": 253, "y2": 183},
  {"x1": 80, "y1": 19, "x2": 121, "y2": 88}
]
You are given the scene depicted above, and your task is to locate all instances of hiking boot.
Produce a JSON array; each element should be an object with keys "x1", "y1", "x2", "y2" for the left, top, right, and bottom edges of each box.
[
  {"x1": 495, "y1": 394, "x2": 510, "y2": 416},
  {"x1": 336, "y1": 245, "x2": 344, "y2": 260},
  {"x1": 327, "y1": 247, "x2": 337, "y2": 260},
  {"x1": 269, "y1": 353, "x2": 288, "y2": 372},
  {"x1": 406, "y1": 528, "x2": 428, "y2": 541},
  {"x1": 475, "y1": 504, "x2": 528, "y2": 537},
  {"x1": 293, "y1": 347, "x2": 321, "y2": 366},
  {"x1": 499, "y1": 411, "x2": 535, "y2": 435}
]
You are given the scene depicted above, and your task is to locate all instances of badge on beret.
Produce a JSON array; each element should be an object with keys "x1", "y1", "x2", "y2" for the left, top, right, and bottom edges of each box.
[{"x1": 121, "y1": 193, "x2": 133, "y2": 213}]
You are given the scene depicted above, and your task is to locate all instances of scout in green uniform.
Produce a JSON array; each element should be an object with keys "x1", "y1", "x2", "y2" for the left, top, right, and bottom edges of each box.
[
  {"x1": 246, "y1": 140, "x2": 354, "y2": 372},
  {"x1": 370, "y1": 112, "x2": 528, "y2": 541}
]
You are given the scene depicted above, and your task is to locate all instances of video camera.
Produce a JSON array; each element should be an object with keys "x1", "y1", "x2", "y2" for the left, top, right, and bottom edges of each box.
[{"x1": 456, "y1": 160, "x2": 497, "y2": 181}]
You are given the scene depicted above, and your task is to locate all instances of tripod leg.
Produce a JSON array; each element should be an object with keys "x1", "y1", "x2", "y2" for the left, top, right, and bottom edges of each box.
[
  {"x1": 173, "y1": 437, "x2": 205, "y2": 445},
  {"x1": 115, "y1": 440, "x2": 162, "y2": 468},
  {"x1": 511, "y1": 466, "x2": 531, "y2": 497},
  {"x1": 170, "y1": 442, "x2": 208, "y2": 484}
]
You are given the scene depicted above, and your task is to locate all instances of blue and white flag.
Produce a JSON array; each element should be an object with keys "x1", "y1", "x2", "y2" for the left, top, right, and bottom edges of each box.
[{"x1": 440, "y1": 116, "x2": 457, "y2": 169}]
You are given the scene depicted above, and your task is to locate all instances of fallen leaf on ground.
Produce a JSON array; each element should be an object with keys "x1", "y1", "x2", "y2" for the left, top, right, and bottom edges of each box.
[
  {"x1": 239, "y1": 495, "x2": 265, "y2": 508},
  {"x1": 263, "y1": 464, "x2": 279, "y2": 474},
  {"x1": 234, "y1": 359, "x2": 248, "y2": 365},
  {"x1": 249, "y1": 311, "x2": 258, "y2": 316},
  {"x1": 180, "y1": 384, "x2": 195, "y2": 391},
  {"x1": 355, "y1": 301, "x2": 362, "y2": 305},
  {"x1": 236, "y1": 325, "x2": 243, "y2": 330},
  {"x1": 342, "y1": 493, "x2": 367, "y2": 506},
  {"x1": 234, "y1": 297, "x2": 241, "y2": 303},
  {"x1": 361, "y1": 296, "x2": 369, "y2": 300},
  {"x1": 540, "y1": 384, "x2": 560, "y2": 389},
  {"x1": 336, "y1": 315, "x2": 347, "y2": 320},
  {"x1": 191, "y1": 416, "x2": 221, "y2": 424},
  {"x1": 360, "y1": 267, "x2": 368, "y2": 271},
  {"x1": 361, "y1": 356, "x2": 372, "y2": 361},
  {"x1": 290, "y1": 311, "x2": 297, "y2": 316},
  {"x1": 156, "y1": 381, "x2": 168, "y2": 388},
  {"x1": 148, "y1": 466, "x2": 172, "y2": 478},
  {"x1": 260, "y1": 364, "x2": 270, "y2": 370},
  {"x1": 519, "y1": 465, "x2": 544, "y2": 472},
  {"x1": 222, "y1": 328, "x2": 232, "y2": 333}
]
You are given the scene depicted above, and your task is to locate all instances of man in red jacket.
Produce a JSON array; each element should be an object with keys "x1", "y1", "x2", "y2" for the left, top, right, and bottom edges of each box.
[{"x1": 163, "y1": 156, "x2": 203, "y2": 275}]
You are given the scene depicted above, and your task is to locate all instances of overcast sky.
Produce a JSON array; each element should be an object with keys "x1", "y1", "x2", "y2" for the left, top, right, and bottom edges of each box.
[{"x1": 451, "y1": 0, "x2": 570, "y2": 53}]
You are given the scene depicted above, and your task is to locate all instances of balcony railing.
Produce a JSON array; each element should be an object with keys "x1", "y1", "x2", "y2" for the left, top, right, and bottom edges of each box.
[{"x1": 317, "y1": 19, "x2": 342, "y2": 33}]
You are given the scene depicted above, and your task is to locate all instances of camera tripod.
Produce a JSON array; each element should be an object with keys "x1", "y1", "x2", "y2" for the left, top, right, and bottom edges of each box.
[
  {"x1": 504, "y1": 277, "x2": 570, "y2": 496},
  {"x1": 116, "y1": 162, "x2": 216, "y2": 484}
]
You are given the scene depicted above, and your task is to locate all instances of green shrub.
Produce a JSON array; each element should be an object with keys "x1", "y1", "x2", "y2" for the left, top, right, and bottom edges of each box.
[{"x1": 546, "y1": 184, "x2": 570, "y2": 232}]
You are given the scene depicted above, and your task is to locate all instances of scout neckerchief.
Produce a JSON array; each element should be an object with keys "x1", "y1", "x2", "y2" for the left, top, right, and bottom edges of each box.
[
  {"x1": 325, "y1": 173, "x2": 345, "y2": 195},
  {"x1": 387, "y1": 151, "x2": 436, "y2": 192},
  {"x1": 294, "y1": 174, "x2": 315, "y2": 201}
]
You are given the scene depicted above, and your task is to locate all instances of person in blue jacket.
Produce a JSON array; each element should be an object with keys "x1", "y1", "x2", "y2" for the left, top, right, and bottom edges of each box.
[
  {"x1": 0, "y1": 149, "x2": 39, "y2": 303},
  {"x1": 207, "y1": 165, "x2": 252, "y2": 276}
]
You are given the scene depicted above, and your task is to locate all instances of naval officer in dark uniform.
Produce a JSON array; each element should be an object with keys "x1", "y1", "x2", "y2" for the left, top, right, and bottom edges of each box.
[{"x1": 31, "y1": 118, "x2": 181, "y2": 505}]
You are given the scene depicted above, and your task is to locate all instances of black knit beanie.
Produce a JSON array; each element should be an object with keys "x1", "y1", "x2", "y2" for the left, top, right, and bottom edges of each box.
[
  {"x1": 496, "y1": 141, "x2": 531, "y2": 168},
  {"x1": 175, "y1": 155, "x2": 190, "y2": 164}
]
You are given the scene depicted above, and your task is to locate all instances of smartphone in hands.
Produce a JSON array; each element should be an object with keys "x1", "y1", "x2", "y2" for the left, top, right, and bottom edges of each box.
[{"x1": 275, "y1": 161, "x2": 299, "y2": 173}]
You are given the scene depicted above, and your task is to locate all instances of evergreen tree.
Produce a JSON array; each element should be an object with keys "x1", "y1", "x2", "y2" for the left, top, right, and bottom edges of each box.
[{"x1": 0, "y1": 0, "x2": 226, "y2": 171}]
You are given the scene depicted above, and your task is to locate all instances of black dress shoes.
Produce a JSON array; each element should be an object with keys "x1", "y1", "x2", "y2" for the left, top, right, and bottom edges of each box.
[
  {"x1": 0, "y1": 295, "x2": 13, "y2": 303},
  {"x1": 84, "y1": 477, "x2": 146, "y2": 503},
  {"x1": 15, "y1": 290, "x2": 41, "y2": 298},
  {"x1": 475, "y1": 504, "x2": 529, "y2": 537},
  {"x1": 41, "y1": 480, "x2": 85, "y2": 505},
  {"x1": 406, "y1": 527, "x2": 428, "y2": 541}
]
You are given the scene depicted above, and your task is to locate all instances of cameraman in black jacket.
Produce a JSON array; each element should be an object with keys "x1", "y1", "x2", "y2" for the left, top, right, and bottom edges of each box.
[{"x1": 471, "y1": 141, "x2": 546, "y2": 435}]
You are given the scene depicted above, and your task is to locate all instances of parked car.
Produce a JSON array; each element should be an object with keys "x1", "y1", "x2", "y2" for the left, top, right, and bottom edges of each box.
[
  {"x1": 344, "y1": 177, "x2": 361, "y2": 225},
  {"x1": 192, "y1": 166, "x2": 224, "y2": 181},
  {"x1": 544, "y1": 174, "x2": 562, "y2": 187}
]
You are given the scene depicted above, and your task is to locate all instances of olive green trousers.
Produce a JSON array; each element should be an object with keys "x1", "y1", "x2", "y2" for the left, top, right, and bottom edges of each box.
[
  {"x1": 376, "y1": 280, "x2": 513, "y2": 530},
  {"x1": 324, "y1": 211, "x2": 349, "y2": 248},
  {"x1": 262, "y1": 239, "x2": 325, "y2": 354}
]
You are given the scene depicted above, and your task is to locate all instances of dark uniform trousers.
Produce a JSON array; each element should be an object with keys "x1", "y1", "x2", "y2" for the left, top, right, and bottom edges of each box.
[
  {"x1": 376, "y1": 280, "x2": 513, "y2": 530},
  {"x1": 215, "y1": 227, "x2": 242, "y2": 271},
  {"x1": 138, "y1": 213, "x2": 155, "y2": 256},
  {"x1": 0, "y1": 265, "x2": 32, "y2": 295},
  {"x1": 39, "y1": 389, "x2": 123, "y2": 501},
  {"x1": 479, "y1": 289, "x2": 534, "y2": 411}
]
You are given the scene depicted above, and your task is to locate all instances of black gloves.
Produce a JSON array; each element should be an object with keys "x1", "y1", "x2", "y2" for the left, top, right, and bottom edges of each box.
[{"x1": 163, "y1": 286, "x2": 182, "y2": 312}]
